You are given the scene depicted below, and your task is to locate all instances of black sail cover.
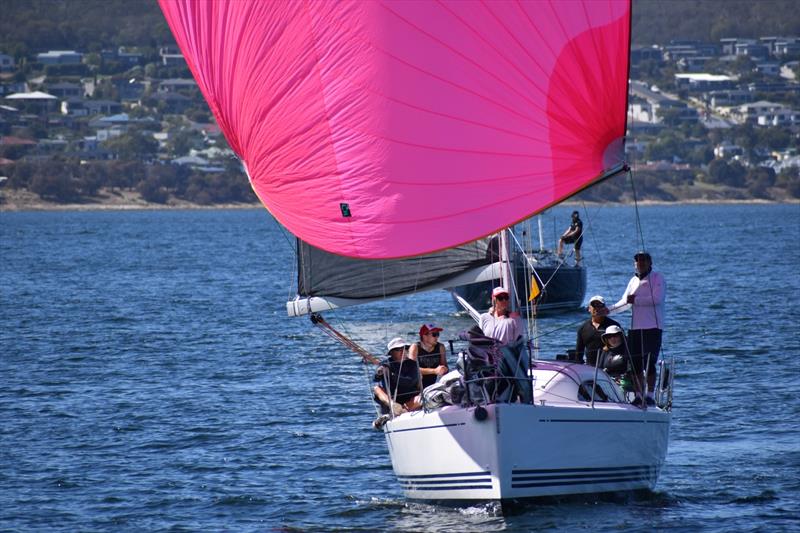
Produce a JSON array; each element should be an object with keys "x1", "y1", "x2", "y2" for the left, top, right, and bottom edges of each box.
[{"x1": 297, "y1": 237, "x2": 499, "y2": 300}]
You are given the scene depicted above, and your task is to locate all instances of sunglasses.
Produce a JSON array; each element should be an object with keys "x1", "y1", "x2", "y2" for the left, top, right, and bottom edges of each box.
[
  {"x1": 429, "y1": 331, "x2": 440, "y2": 337},
  {"x1": 495, "y1": 295, "x2": 509, "y2": 301},
  {"x1": 590, "y1": 301, "x2": 605, "y2": 308}
]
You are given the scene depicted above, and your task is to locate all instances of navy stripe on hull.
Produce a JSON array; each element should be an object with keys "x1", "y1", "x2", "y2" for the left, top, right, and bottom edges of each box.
[
  {"x1": 387, "y1": 422, "x2": 466, "y2": 434},
  {"x1": 539, "y1": 418, "x2": 670, "y2": 424},
  {"x1": 511, "y1": 465, "x2": 656, "y2": 489},
  {"x1": 398, "y1": 471, "x2": 493, "y2": 492}
]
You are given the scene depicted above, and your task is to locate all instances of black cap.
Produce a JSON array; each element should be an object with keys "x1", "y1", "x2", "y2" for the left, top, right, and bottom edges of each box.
[{"x1": 634, "y1": 251, "x2": 651, "y2": 261}]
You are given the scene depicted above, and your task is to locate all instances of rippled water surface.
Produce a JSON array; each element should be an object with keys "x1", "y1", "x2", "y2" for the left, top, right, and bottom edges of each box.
[{"x1": 2, "y1": 204, "x2": 799, "y2": 531}]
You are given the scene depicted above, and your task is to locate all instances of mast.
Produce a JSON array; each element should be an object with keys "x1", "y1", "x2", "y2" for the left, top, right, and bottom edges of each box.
[
  {"x1": 537, "y1": 215, "x2": 545, "y2": 252},
  {"x1": 499, "y1": 229, "x2": 516, "y2": 313}
]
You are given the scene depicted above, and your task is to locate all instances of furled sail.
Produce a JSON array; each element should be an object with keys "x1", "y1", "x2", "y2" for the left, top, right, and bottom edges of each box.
[{"x1": 160, "y1": 0, "x2": 630, "y2": 259}]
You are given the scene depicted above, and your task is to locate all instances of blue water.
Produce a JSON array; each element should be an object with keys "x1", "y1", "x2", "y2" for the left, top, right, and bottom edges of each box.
[{"x1": 2, "y1": 204, "x2": 799, "y2": 531}]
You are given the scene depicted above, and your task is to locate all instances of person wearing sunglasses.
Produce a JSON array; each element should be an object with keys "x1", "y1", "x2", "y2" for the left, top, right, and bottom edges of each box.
[
  {"x1": 409, "y1": 323, "x2": 448, "y2": 389},
  {"x1": 478, "y1": 287, "x2": 525, "y2": 345},
  {"x1": 373, "y1": 337, "x2": 421, "y2": 416},
  {"x1": 575, "y1": 295, "x2": 622, "y2": 366}
]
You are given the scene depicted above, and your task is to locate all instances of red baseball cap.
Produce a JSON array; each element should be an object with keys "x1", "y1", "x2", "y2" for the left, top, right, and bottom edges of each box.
[
  {"x1": 492, "y1": 287, "x2": 509, "y2": 298},
  {"x1": 419, "y1": 323, "x2": 443, "y2": 336}
]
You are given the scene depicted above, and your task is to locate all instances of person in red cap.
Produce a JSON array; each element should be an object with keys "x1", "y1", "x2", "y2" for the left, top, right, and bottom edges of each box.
[
  {"x1": 479, "y1": 287, "x2": 525, "y2": 345},
  {"x1": 408, "y1": 323, "x2": 448, "y2": 389}
]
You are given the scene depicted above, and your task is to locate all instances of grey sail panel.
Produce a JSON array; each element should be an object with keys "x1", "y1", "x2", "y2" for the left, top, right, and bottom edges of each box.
[{"x1": 296, "y1": 237, "x2": 499, "y2": 300}]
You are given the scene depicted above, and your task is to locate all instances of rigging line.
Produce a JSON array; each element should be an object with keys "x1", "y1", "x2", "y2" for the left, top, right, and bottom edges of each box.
[
  {"x1": 626, "y1": 167, "x2": 667, "y2": 364},
  {"x1": 579, "y1": 201, "x2": 613, "y2": 297},
  {"x1": 531, "y1": 316, "x2": 587, "y2": 342},
  {"x1": 278, "y1": 224, "x2": 302, "y2": 303}
]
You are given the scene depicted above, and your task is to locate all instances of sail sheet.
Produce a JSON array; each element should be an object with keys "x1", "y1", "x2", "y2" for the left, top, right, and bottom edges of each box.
[{"x1": 160, "y1": 0, "x2": 631, "y2": 259}]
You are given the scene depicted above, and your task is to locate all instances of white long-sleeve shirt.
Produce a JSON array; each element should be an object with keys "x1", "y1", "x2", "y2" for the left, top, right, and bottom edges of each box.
[
  {"x1": 479, "y1": 312, "x2": 525, "y2": 345},
  {"x1": 609, "y1": 270, "x2": 666, "y2": 330}
]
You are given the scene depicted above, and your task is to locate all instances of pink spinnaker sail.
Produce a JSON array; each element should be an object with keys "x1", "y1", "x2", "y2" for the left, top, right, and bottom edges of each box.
[{"x1": 159, "y1": 0, "x2": 630, "y2": 259}]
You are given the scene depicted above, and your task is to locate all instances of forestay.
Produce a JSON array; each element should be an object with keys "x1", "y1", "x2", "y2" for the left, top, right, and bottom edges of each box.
[{"x1": 159, "y1": 0, "x2": 631, "y2": 259}]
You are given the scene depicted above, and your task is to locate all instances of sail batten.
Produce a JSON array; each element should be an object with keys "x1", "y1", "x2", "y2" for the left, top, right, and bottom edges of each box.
[{"x1": 159, "y1": 0, "x2": 631, "y2": 259}]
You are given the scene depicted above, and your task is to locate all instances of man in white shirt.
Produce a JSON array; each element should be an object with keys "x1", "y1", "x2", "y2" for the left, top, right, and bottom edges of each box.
[
  {"x1": 479, "y1": 287, "x2": 525, "y2": 345},
  {"x1": 609, "y1": 251, "x2": 665, "y2": 406}
]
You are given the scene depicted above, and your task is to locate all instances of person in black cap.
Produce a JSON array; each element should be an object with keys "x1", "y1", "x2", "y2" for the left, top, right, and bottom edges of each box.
[
  {"x1": 575, "y1": 295, "x2": 622, "y2": 366},
  {"x1": 557, "y1": 210, "x2": 583, "y2": 263},
  {"x1": 609, "y1": 251, "x2": 666, "y2": 407}
]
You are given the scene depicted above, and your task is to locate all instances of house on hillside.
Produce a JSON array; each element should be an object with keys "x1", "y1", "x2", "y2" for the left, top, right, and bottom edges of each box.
[
  {"x1": 705, "y1": 89, "x2": 753, "y2": 108},
  {"x1": 148, "y1": 91, "x2": 192, "y2": 114},
  {"x1": 674, "y1": 73, "x2": 736, "y2": 93},
  {"x1": 731, "y1": 100, "x2": 798, "y2": 127},
  {"x1": 36, "y1": 50, "x2": 83, "y2": 65},
  {"x1": 755, "y1": 62, "x2": 781, "y2": 77},
  {"x1": 158, "y1": 78, "x2": 198, "y2": 94},
  {"x1": 47, "y1": 82, "x2": 83, "y2": 99},
  {"x1": 734, "y1": 40, "x2": 769, "y2": 59},
  {"x1": 159, "y1": 45, "x2": 185, "y2": 67},
  {"x1": 110, "y1": 78, "x2": 146, "y2": 101},
  {"x1": 4, "y1": 91, "x2": 58, "y2": 114},
  {"x1": 116, "y1": 47, "x2": 144, "y2": 66},
  {"x1": 0, "y1": 53, "x2": 14, "y2": 72},
  {"x1": 62, "y1": 99, "x2": 123, "y2": 117},
  {"x1": 774, "y1": 38, "x2": 800, "y2": 56},
  {"x1": 713, "y1": 142, "x2": 744, "y2": 159},
  {"x1": 629, "y1": 81, "x2": 698, "y2": 124}
]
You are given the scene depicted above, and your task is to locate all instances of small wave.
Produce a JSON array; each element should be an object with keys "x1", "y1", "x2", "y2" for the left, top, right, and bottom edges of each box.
[{"x1": 731, "y1": 490, "x2": 778, "y2": 504}]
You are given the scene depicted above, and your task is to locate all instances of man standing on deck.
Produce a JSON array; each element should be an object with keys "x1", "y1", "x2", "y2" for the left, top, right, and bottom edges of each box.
[
  {"x1": 608, "y1": 251, "x2": 666, "y2": 407},
  {"x1": 557, "y1": 211, "x2": 584, "y2": 264}
]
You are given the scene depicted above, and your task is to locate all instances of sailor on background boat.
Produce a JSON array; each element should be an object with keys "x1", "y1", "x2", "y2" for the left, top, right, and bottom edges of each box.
[
  {"x1": 408, "y1": 324, "x2": 448, "y2": 389},
  {"x1": 479, "y1": 287, "x2": 525, "y2": 345},
  {"x1": 575, "y1": 295, "x2": 622, "y2": 366},
  {"x1": 609, "y1": 251, "x2": 666, "y2": 407},
  {"x1": 557, "y1": 210, "x2": 584, "y2": 264}
]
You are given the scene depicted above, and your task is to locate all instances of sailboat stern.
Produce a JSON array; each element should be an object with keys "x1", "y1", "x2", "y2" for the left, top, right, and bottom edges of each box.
[{"x1": 383, "y1": 402, "x2": 670, "y2": 501}]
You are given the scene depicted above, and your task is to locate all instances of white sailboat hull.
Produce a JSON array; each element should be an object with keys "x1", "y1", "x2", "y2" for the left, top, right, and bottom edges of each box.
[{"x1": 383, "y1": 402, "x2": 670, "y2": 501}]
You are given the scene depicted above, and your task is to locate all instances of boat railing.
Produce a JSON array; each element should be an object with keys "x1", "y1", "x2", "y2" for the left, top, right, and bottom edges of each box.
[{"x1": 461, "y1": 367, "x2": 535, "y2": 407}]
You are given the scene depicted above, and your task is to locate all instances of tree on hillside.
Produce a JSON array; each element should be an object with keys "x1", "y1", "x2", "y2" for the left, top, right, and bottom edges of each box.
[
  {"x1": 707, "y1": 159, "x2": 747, "y2": 187},
  {"x1": 103, "y1": 132, "x2": 159, "y2": 161}
]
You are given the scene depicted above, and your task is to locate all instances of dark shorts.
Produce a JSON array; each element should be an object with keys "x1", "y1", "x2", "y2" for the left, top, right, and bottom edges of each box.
[
  {"x1": 628, "y1": 328, "x2": 662, "y2": 374},
  {"x1": 562, "y1": 234, "x2": 583, "y2": 249}
]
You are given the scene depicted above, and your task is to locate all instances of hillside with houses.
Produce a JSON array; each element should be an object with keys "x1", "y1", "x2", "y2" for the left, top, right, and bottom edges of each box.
[{"x1": 0, "y1": 0, "x2": 799, "y2": 209}]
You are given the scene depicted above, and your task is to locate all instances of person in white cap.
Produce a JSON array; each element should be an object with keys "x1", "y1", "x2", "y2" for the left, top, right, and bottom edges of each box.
[
  {"x1": 373, "y1": 337, "x2": 421, "y2": 415},
  {"x1": 478, "y1": 287, "x2": 525, "y2": 345},
  {"x1": 575, "y1": 295, "x2": 621, "y2": 366},
  {"x1": 599, "y1": 325, "x2": 631, "y2": 379}
]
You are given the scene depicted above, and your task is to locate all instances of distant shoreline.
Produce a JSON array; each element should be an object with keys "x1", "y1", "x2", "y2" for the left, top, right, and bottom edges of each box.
[{"x1": 0, "y1": 188, "x2": 796, "y2": 212}]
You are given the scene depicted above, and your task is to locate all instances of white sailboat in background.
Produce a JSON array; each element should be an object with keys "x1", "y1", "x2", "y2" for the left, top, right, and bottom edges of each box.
[{"x1": 160, "y1": 0, "x2": 673, "y2": 501}]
